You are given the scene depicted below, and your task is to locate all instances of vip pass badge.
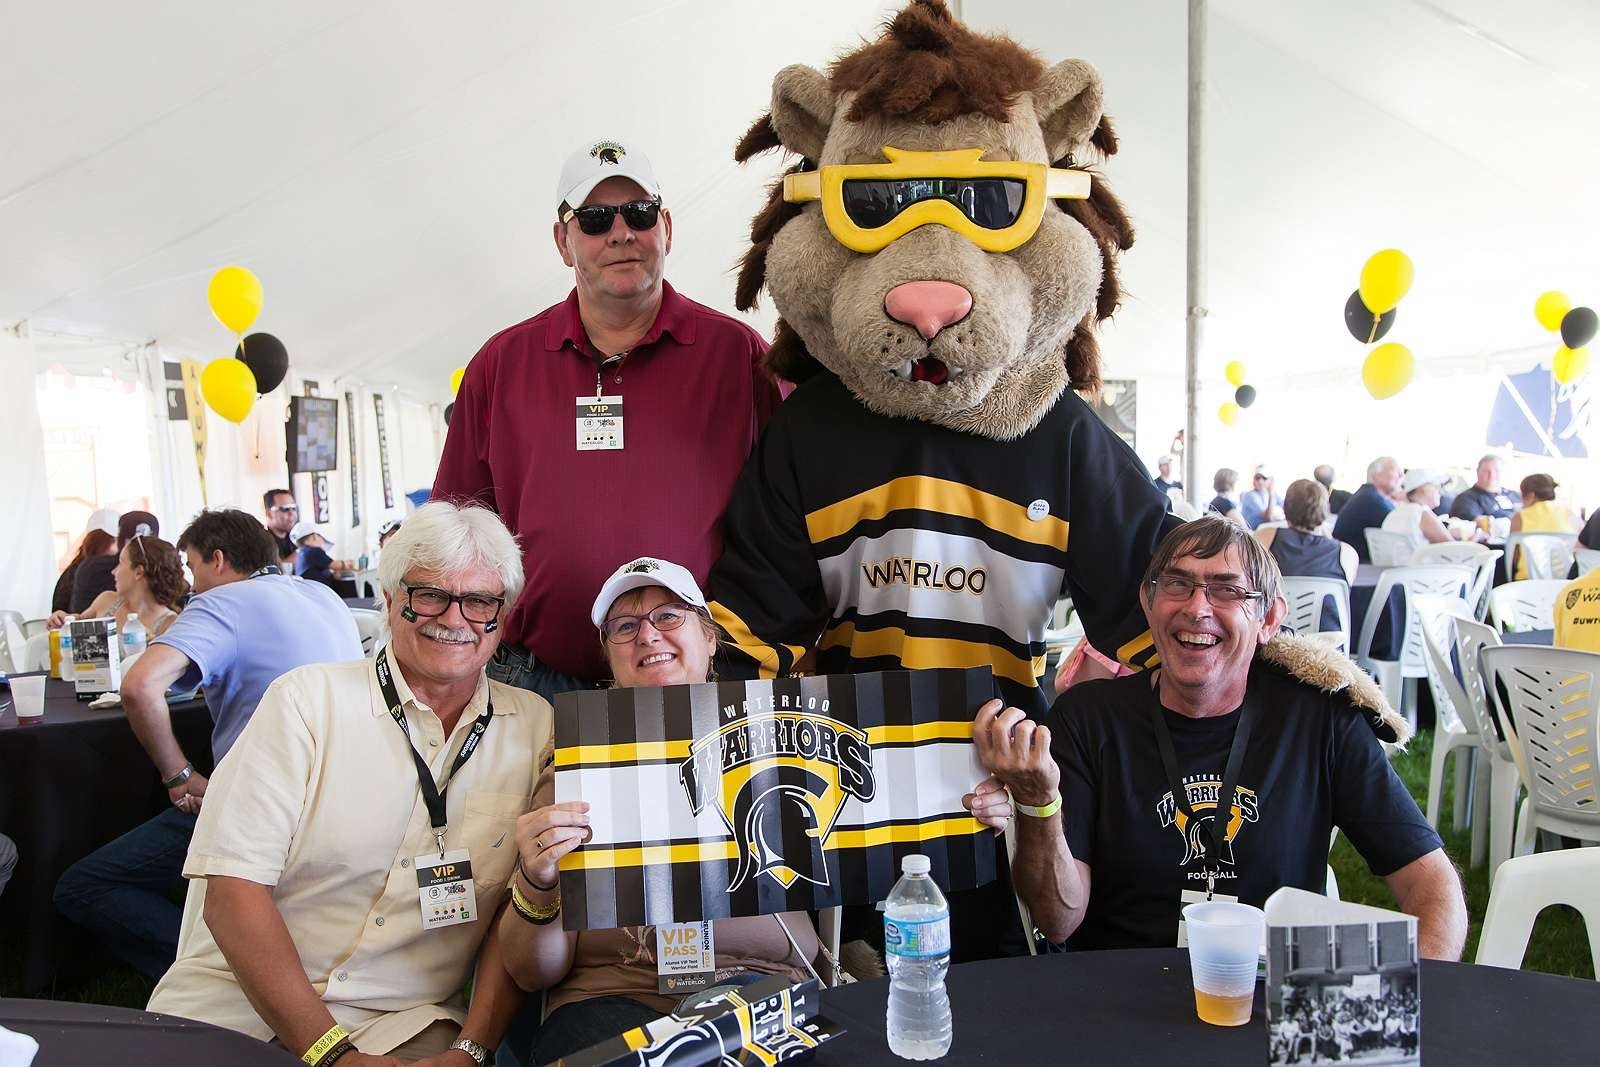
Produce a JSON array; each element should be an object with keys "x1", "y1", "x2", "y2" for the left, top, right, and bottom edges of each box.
[
  {"x1": 655, "y1": 921, "x2": 717, "y2": 993},
  {"x1": 575, "y1": 394, "x2": 624, "y2": 451},
  {"x1": 415, "y1": 848, "x2": 478, "y2": 930}
]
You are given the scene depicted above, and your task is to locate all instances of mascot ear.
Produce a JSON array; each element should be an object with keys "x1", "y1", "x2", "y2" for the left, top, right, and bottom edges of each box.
[
  {"x1": 769, "y1": 64, "x2": 835, "y2": 160},
  {"x1": 1032, "y1": 58, "x2": 1105, "y2": 162}
]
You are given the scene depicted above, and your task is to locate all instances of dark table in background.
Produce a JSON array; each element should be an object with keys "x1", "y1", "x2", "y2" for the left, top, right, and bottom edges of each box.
[
  {"x1": 1501, "y1": 629, "x2": 1555, "y2": 646},
  {"x1": 0, "y1": 676, "x2": 211, "y2": 993},
  {"x1": 1350, "y1": 563, "x2": 1402, "y2": 661},
  {"x1": 0, "y1": 998, "x2": 297, "y2": 1066},
  {"x1": 813, "y1": 948, "x2": 1600, "y2": 1065}
]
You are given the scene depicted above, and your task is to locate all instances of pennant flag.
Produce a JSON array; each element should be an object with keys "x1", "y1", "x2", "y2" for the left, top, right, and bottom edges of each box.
[{"x1": 555, "y1": 668, "x2": 997, "y2": 930}]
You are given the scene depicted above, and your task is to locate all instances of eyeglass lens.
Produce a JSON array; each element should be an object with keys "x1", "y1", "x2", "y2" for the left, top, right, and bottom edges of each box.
[{"x1": 572, "y1": 200, "x2": 661, "y2": 236}]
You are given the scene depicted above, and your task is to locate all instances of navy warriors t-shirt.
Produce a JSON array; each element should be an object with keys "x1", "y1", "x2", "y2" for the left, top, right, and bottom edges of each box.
[{"x1": 1046, "y1": 657, "x2": 1440, "y2": 951}]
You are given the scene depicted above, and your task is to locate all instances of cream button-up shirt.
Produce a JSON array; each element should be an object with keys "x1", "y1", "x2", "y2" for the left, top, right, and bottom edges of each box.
[{"x1": 148, "y1": 656, "x2": 554, "y2": 1053}]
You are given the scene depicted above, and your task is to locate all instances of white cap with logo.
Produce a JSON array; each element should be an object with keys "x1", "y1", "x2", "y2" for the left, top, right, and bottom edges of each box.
[
  {"x1": 289, "y1": 520, "x2": 334, "y2": 546},
  {"x1": 590, "y1": 556, "x2": 706, "y2": 628},
  {"x1": 557, "y1": 139, "x2": 661, "y2": 212},
  {"x1": 1401, "y1": 469, "x2": 1446, "y2": 493}
]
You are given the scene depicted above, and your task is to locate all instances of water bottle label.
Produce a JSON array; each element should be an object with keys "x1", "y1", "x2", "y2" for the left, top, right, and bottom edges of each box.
[{"x1": 884, "y1": 914, "x2": 950, "y2": 958}]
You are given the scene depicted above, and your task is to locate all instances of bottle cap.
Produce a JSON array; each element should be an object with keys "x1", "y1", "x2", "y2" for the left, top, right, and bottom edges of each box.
[{"x1": 901, "y1": 854, "x2": 931, "y2": 875}]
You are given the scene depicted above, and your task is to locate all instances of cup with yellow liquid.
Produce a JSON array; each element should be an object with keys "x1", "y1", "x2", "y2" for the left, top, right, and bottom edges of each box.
[{"x1": 1182, "y1": 900, "x2": 1264, "y2": 1026}]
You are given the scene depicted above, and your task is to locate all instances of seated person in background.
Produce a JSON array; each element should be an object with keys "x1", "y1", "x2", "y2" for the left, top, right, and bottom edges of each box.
[
  {"x1": 53, "y1": 509, "x2": 119, "y2": 613},
  {"x1": 1313, "y1": 464, "x2": 1351, "y2": 515},
  {"x1": 1239, "y1": 465, "x2": 1284, "y2": 529},
  {"x1": 1152, "y1": 454, "x2": 1183, "y2": 498},
  {"x1": 1332, "y1": 457, "x2": 1401, "y2": 562},
  {"x1": 70, "y1": 510, "x2": 158, "y2": 612},
  {"x1": 55, "y1": 510, "x2": 363, "y2": 980},
  {"x1": 1207, "y1": 468, "x2": 1241, "y2": 524},
  {"x1": 1581, "y1": 508, "x2": 1600, "y2": 551},
  {"x1": 1509, "y1": 473, "x2": 1581, "y2": 579},
  {"x1": 966, "y1": 517, "x2": 1466, "y2": 959},
  {"x1": 1448, "y1": 454, "x2": 1519, "y2": 524},
  {"x1": 291, "y1": 520, "x2": 359, "y2": 592},
  {"x1": 263, "y1": 489, "x2": 299, "y2": 568},
  {"x1": 148, "y1": 502, "x2": 544, "y2": 1065},
  {"x1": 379, "y1": 517, "x2": 404, "y2": 549},
  {"x1": 1555, "y1": 563, "x2": 1600, "y2": 653},
  {"x1": 1381, "y1": 470, "x2": 1456, "y2": 551},
  {"x1": 50, "y1": 534, "x2": 187, "y2": 638},
  {"x1": 1255, "y1": 479, "x2": 1356, "y2": 635}
]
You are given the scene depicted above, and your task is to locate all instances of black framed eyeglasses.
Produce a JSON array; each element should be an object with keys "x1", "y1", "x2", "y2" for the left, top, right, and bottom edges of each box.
[
  {"x1": 1149, "y1": 574, "x2": 1264, "y2": 605},
  {"x1": 600, "y1": 602, "x2": 692, "y2": 644},
  {"x1": 562, "y1": 198, "x2": 662, "y2": 236},
  {"x1": 400, "y1": 581, "x2": 506, "y2": 625}
]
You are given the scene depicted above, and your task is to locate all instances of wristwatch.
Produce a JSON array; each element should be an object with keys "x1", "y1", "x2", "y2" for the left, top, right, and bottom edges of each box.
[{"x1": 450, "y1": 1037, "x2": 491, "y2": 1066}]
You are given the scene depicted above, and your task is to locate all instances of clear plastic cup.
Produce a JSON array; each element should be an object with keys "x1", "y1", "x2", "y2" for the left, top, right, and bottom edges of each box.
[
  {"x1": 11, "y1": 675, "x2": 47, "y2": 720},
  {"x1": 1183, "y1": 900, "x2": 1264, "y2": 1026}
]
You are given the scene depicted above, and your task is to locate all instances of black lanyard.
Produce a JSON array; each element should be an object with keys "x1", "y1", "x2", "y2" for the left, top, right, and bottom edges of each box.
[
  {"x1": 375, "y1": 648, "x2": 494, "y2": 856},
  {"x1": 1145, "y1": 677, "x2": 1257, "y2": 900}
]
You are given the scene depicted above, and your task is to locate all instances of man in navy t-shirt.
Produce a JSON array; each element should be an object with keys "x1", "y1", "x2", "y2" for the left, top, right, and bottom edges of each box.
[
  {"x1": 1332, "y1": 456, "x2": 1402, "y2": 562},
  {"x1": 1448, "y1": 455, "x2": 1519, "y2": 523},
  {"x1": 965, "y1": 517, "x2": 1465, "y2": 958}
]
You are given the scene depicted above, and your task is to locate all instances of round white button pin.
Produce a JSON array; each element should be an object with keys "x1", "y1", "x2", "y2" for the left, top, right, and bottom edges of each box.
[{"x1": 1027, "y1": 499, "x2": 1050, "y2": 521}]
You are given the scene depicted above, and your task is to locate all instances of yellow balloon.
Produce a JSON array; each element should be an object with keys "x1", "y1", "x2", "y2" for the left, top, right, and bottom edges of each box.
[
  {"x1": 200, "y1": 357, "x2": 258, "y2": 423},
  {"x1": 450, "y1": 366, "x2": 466, "y2": 395},
  {"x1": 1553, "y1": 345, "x2": 1590, "y2": 385},
  {"x1": 1218, "y1": 401, "x2": 1240, "y2": 427},
  {"x1": 1224, "y1": 360, "x2": 1247, "y2": 387},
  {"x1": 1534, "y1": 290, "x2": 1571, "y2": 333},
  {"x1": 1358, "y1": 249, "x2": 1414, "y2": 315},
  {"x1": 1362, "y1": 342, "x2": 1414, "y2": 400},
  {"x1": 207, "y1": 266, "x2": 263, "y2": 334}
]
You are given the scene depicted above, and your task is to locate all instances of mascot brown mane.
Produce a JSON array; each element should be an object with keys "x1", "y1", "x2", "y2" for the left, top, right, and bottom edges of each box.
[{"x1": 731, "y1": 0, "x2": 1133, "y2": 439}]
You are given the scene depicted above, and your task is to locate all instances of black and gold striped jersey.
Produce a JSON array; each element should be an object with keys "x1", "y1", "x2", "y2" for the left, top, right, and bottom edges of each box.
[{"x1": 708, "y1": 373, "x2": 1182, "y2": 717}]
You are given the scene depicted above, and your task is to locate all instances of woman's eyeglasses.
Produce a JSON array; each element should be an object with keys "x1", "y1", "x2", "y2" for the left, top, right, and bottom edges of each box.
[
  {"x1": 562, "y1": 199, "x2": 662, "y2": 237},
  {"x1": 600, "y1": 602, "x2": 692, "y2": 644},
  {"x1": 400, "y1": 581, "x2": 506, "y2": 625}
]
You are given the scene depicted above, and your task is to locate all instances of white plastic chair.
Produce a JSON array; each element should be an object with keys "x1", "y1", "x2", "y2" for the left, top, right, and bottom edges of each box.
[
  {"x1": 1487, "y1": 579, "x2": 1565, "y2": 633},
  {"x1": 1280, "y1": 576, "x2": 1351, "y2": 654},
  {"x1": 1415, "y1": 596, "x2": 1484, "y2": 839},
  {"x1": 1410, "y1": 541, "x2": 1490, "y2": 567},
  {"x1": 1365, "y1": 528, "x2": 1417, "y2": 567},
  {"x1": 348, "y1": 607, "x2": 385, "y2": 657},
  {"x1": 1354, "y1": 564, "x2": 1473, "y2": 726},
  {"x1": 0, "y1": 613, "x2": 28, "y2": 675},
  {"x1": 1575, "y1": 547, "x2": 1600, "y2": 577},
  {"x1": 1466, "y1": 549, "x2": 1504, "y2": 622},
  {"x1": 1505, "y1": 531, "x2": 1577, "y2": 580},
  {"x1": 1476, "y1": 849, "x2": 1600, "y2": 973},
  {"x1": 1479, "y1": 646, "x2": 1600, "y2": 859},
  {"x1": 19, "y1": 632, "x2": 50, "y2": 673},
  {"x1": 1452, "y1": 618, "x2": 1517, "y2": 874}
]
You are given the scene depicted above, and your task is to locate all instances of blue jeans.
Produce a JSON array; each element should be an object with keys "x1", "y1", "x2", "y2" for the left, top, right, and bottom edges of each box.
[
  {"x1": 53, "y1": 807, "x2": 198, "y2": 978},
  {"x1": 486, "y1": 642, "x2": 592, "y2": 705}
]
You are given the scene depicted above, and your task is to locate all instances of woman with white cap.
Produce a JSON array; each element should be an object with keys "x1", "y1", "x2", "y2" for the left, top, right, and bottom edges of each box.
[{"x1": 1380, "y1": 469, "x2": 1457, "y2": 550}]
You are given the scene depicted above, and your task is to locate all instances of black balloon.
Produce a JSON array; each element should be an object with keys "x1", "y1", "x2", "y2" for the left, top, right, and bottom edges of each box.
[
  {"x1": 1234, "y1": 385, "x2": 1257, "y2": 408},
  {"x1": 1344, "y1": 290, "x2": 1397, "y2": 343},
  {"x1": 233, "y1": 333, "x2": 289, "y2": 394},
  {"x1": 443, "y1": 401, "x2": 455, "y2": 427},
  {"x1": 1561, "y1": 306, "x2": 1598, "y2": 350}
]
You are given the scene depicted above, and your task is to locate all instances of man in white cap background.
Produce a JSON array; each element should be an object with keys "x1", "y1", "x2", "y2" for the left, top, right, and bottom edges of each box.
[
  {"x1": 1239, "y1": 464, "x2": 1285, "y2": 529},
  {"x1": 434, "y1": 139, "x2": 783, "y2": 702}
]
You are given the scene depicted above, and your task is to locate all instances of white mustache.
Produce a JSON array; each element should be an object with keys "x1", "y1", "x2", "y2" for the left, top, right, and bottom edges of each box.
[{"x1": 419, "y1": 622, "x2": 476, "y2": 645}]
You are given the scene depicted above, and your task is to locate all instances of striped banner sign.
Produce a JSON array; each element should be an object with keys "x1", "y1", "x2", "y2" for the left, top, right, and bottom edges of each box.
[{"x1": 555, "y1": 668, "x2": 997, "y2": 930}]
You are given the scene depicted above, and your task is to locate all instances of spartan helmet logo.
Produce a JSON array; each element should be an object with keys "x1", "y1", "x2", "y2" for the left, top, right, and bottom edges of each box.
[
  {"x1": 1568, "y1": 589, "x2": 1581, "y2": 611},
  {"x1": 1177, "y1": 810, "x2": 1239, "y2": 868},
  {"x1": 680, "y1": 712, "x2": 875, "y2": 893},
  {"x1": 591, "y1": 140, "x2": 626, "y2": 165}
]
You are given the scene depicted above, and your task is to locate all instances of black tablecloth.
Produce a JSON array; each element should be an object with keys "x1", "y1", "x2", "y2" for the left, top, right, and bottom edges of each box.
[
  {"x1": 1350, "y1": 563, "x2": 1403, "y2": 661},
  {"x1": 0, "y1": 998, "x2": 297, "y2": 1066},
  {"x1": 0, "y1": 676, "x2": 212, "y2": 992},
  {"x1": 1501, "y1": 629, "x2": 1554, "y2": 646},
  {"x1": 813, "y1": 948, "x2": 1599, "y2": 1065}
]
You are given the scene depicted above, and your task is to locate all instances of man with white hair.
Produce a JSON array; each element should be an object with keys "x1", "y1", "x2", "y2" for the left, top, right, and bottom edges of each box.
[
  {"x1": 1332, "y1": 456, "x2": 1402, "y2": 563},
  {"x1": 149, "y1": 502, "x2": 554, "y2": 1067}
]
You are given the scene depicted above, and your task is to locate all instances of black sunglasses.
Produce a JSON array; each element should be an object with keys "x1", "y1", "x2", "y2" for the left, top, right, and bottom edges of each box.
[
  {"x1": 563, "y1": 198, "x2": 662, "y2": 237},
  {"x1": 841, "y1": 177, "x2": 1026, "y2": 231}
]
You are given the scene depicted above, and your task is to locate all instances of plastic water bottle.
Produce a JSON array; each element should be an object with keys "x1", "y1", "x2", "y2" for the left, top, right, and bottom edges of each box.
[
  {"x1": 121, "y1": 612, "x2": 148, "y2": 659},
  {"x1": 57, "y1": 616, "x2": 76, "y2": 680},
  {"x1": 884, "y1": 854, "x2": 952, "y2": 1059}
]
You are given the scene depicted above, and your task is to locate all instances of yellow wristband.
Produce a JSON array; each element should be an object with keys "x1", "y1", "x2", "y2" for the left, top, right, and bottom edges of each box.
[
  {"x1": 510, "y1": 880, "x2": 561, "y2": 923},
  {"x1": 1013, "y1": 792, "x2": 1062, "y2": 819},
  {"x1": 303, "y1": 1024, "x2": 349, "y2": 1065}
]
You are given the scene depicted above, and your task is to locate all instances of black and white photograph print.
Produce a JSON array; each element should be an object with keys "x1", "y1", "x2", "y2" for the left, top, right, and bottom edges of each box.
[{"x1": 1267, "y1": 920, "x2": 1420, "y2": 1065}]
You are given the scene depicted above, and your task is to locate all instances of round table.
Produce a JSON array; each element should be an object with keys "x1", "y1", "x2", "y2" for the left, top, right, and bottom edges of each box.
[
  {"x1": 0, "y1": 999, "x2": 298, "y2": 1066},
  {"x1": 0, "y1": 675, "x2": 212, "y2": 992},
  {"x1": 810, "y1": 948, "x2": 1598, "y2": 1065}
]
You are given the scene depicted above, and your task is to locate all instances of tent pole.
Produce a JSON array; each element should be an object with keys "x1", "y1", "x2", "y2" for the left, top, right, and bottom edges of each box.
[{"x1": 1184, "y1": 0, "x2": 1207, "y2": 504}]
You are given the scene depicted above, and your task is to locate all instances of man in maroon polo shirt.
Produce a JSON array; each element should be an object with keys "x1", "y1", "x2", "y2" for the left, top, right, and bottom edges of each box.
[{"x1": 433, "y1": 138, "x2": 782, "y2": 701}]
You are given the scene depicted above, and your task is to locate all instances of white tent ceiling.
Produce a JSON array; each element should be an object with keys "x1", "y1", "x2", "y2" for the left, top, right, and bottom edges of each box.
[{"x1": 5, "y1": 0, "x2": 1598, "y2": 408}]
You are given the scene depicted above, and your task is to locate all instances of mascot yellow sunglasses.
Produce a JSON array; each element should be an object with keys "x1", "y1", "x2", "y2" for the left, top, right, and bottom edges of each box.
[{"x1": 782, "y1": 146, "x2": 1091, "y2": 254}]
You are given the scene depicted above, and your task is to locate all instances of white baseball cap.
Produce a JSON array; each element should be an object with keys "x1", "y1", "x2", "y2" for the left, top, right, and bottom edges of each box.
[
  {"x1": 556, "y1": 139, "x2": 661, "y2": 212},
  {"x1": 289, "y1": 520, "x2": 334, "y2": 546},
  {"x1": 85, "y1": 508, "x2": 120, "y2": 536},
  {"x1": 590, "y1": 557, "x2": 706, "y2": 628},
  {"x1": 1401, "y1": 468, "x2": 1445, "y2": 493}
]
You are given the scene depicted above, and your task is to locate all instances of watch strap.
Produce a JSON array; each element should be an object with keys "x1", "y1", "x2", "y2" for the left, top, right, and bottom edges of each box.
[{"x1": 450, "y1": 1036, "x2": 491, "y2": 1066}]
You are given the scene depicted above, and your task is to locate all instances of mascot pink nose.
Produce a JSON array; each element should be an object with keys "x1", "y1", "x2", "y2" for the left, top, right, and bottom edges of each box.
[{"x1": 884, "y1": 280, "x2": 973, "y2": 341}]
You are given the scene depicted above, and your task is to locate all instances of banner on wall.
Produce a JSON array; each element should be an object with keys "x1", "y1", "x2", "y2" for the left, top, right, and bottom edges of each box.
[
  {"x1": 373, "y1": 394, "x2": 394, "y2": 508},
  {"x1": 554, "y1": 668, "x2": 996, "y2": 931},
  {"x1": 163, "y1": 361, "x2": 188, "y2": 421},
  {"x1": 179, "y1": 359, "x2": 208, "y2": 504},
  {"x1": 344, "y1": 390, "x2": 361, "y2": 529},
  {"x1": 302, "y1": 380, "x2": 331, "y2": 524},
  {"x1": 1487, "y1": 365, "x2": 1591, "y2": 459}
]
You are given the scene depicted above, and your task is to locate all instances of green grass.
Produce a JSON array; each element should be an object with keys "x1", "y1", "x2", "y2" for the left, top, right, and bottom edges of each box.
[
  {"x1": 1330, "y1": 729, "x2": 1594, "y2": 979},
  {"x1": 6, "y1": 731, "x2": 1592, "y2": 1010}
]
